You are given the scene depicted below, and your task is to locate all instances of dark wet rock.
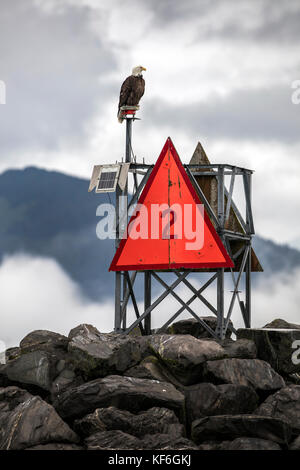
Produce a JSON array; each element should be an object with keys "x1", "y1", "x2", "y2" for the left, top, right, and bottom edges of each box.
[
  {"x1": 199, "y1": 437, "x2": 281, "y2": 450},
  {"x1": 148, "y1": 334, "x2": 226, "y2": 385},
  {"x1": 286, "y1": 373, "x2": 300, "y2": 385},
  {"x1": 263, "y1": 319, "x2": 300, "y2": 330},
  {"x1": 141, "y1": 433, "x2": 198, "y2": 450},
  {"x1": 3, "y1": 351, "x2": 55, "y2": 391},
  {"x1": 203, "y1": 358, "x2": 285, "y2": 392},
  {"x1": 254, "y1": 385, "x2": 300, "y2": 432},
  {"x1": 289, "y1": 435, "x2": 300, "y2": 450},
  {"x1": 2, "y1": 331, "x2": 75, "y2": 393},
  {"x1": 134, "y1": 336, "x2": 155, "y2": 359},
  {"x1": 185, "y1": 382, "x2": 259, "y2": 422},
  {"x1": 198, "y1": 440, "x2": 229, "y2": 450},
  {"x1": 164, "y1": 317, "x2": 232, "y2": 339},
  {"x1": 237, "y1": 328, "x2": 300, "y2": 375},
  {"x1": 20, "y1": 330, "x2": 69, "y2": 354},
  {"x1": 0, "y1": 386, "x2": 32, "y2": 410},
  {"x1": 74, "y1": 406, "x2": 184, "y2": 438},
  {"x1": 73, "y1": 410, "x2": 106, "y2": 436},
  {"x1": 5, "y1": 348, "x2": 21, "y2": 362},
  {"x1": 50, "y1": 368, "x2": 84, "y2": 400},
  {"x1": 0, "y1": 365, "x2": 13, "y2": 388},
  {"x1": 226, "y1": 437, "x2": 282, "y2": 450},
  {"x1": 0, "y1": 386, "x2": 79, "y2": 450},
  {"x1": 67, "y1": 324, "x2": 141, "y2": 379},
  {"x1": 124, "y1": 355, "x2": 184, "y2": 390},
  {"x1": 191, "y1": 415, "x2": 291, "y2": 445},
  {"x1": 220, "y1": 338, "x2": 256, "y2": 359},
  {"x1": 124, "y1": 355, "x2": 171, "y2": 381},
  {"x1": 25, "y1": 443, "x2": 83, "y2": 450},
  {"x1": 54, "y1": 375, "x2": 185, "y2": 421},
  {"x1": 85, "y1": 430, "x2": 142, "y2": 450}
]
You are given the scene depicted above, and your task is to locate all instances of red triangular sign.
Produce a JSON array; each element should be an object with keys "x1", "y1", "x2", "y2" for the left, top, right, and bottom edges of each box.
[{"x1": 109, "y1": 138, "x2": 234, "y2": 271}]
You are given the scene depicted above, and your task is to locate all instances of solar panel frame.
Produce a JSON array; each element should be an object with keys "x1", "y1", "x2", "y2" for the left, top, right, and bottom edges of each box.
[{"x1": 95, "y1": 165, "x2": 120, "y2": 193}]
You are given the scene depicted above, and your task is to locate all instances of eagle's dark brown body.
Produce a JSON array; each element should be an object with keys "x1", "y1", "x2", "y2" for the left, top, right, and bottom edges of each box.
[{"x1": 118, "y1": 74, "x2": 145, "y2": 114}]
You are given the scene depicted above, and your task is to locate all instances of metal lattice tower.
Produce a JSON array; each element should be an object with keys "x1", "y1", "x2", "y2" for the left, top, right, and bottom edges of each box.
[{"x1": 91, "y1": 113, "x2": 261, "y2": 340}]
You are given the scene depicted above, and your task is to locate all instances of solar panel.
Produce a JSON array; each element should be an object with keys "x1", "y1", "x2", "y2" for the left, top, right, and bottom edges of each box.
[
  {"x1": 95, "y1": 165, "x2": 120, "y2": 193},
  {"x1": 98, "y1": 171, "x2": 117, "y2": 190}
]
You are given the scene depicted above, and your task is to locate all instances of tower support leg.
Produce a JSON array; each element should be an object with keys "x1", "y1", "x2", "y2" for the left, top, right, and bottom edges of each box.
[
  {"x1": 216, "y1": 268, "x2": 225, "y2": 339},
  {"x1": 245, "y1": 243, "x2": 251, "y2": 328},
  {"x1": 144, "y1": 271, "x2": 152, "y2": 335}
]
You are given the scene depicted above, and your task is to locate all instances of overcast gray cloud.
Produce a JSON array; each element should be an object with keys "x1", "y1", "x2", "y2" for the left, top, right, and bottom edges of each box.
[
  {"x1": 0, "y1": 0, "x2": 117, "y2": 153},
  {"x1": 0, "y1": 0, "x2": 299, "y2": 248},
  {"x1": 145, "y1": 85, "x2": 299, "y2": 143}
]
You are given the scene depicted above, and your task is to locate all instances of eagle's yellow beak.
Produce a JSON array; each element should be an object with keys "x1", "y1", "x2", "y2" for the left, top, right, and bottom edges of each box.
[{"x1": 141, "y1": 67, "x2": 147, "y2": 71}]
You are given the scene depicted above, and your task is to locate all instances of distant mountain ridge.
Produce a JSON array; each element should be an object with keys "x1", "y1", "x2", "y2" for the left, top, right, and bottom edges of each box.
[{"x1": 0, "y1": 166, "x2": 299, "y2": 300}]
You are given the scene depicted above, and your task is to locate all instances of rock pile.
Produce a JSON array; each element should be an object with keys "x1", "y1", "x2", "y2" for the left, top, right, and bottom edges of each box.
[{"x1": 1, "y1": 317, "x2": 300, "y2": 450}]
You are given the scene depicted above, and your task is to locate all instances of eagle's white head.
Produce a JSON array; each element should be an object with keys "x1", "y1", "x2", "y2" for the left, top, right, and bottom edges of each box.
[{"x1": 132, "y1": 65, "x2": 146, "y2": 76}]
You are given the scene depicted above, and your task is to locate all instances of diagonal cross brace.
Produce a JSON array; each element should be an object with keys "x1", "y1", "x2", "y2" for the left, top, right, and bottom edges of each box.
[
  {"x1": 151, "y1": 272, "x2": 219, "y2": 339},
  {"x1": 156, "y1": 273, "x2": 218, "y2": 333},
  {"x1": 124, "y1": 271, "x2": 189, "y2": 335},
  {"x1": 174, "y1": 273, "x2": 218, "y2": 316}
]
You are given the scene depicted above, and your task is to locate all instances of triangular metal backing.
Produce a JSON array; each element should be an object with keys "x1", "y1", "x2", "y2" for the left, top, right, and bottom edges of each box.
[{"x1": 110, "y1": 138, "x2": 234, "y2": 271}]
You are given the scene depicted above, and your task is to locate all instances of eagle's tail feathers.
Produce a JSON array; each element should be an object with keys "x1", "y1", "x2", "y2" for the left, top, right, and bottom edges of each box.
[{"x1": 117, "y1": 108, "x2": 124, "y2": 123}]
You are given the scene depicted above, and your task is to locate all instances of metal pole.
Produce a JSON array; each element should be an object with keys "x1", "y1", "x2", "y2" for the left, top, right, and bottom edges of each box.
[
  {"x1": 126, "y1": 117, "x2": 133, "y2": 163},
  {"x1": 217, "y1": 167, "x2": 225, "y2": 339},
  {"x1": 114, "y1": 184, "x2": 122, "y2": 332},
  {"x1": 121, "y1": 117, "x2": 132, "y2": 329},
  {"x1": 144, "y1": 271, "x2": 151, "y2": 335},
  {"x1": 115, "y1": 117, "x2": 132, "y2": 332},
  {"x1": 245, "y1": 172, "x2": 252, "y2": 328}
]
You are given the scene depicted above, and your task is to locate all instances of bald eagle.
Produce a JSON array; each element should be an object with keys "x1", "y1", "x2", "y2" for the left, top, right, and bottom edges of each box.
[{"x1": 118, "y1": 65, "x2": 146, "y2": 122}]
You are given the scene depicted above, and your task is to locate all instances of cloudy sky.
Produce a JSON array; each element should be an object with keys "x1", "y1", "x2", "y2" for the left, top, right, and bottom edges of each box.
[
  {"x1": 0, "y1": 0, "x2": 300, "y2": 246},
  {"x1": 0, "y1": 0, "x2": 300, "y2": 347}
]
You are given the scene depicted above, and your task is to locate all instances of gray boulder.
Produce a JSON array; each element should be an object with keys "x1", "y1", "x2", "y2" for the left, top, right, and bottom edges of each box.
[
  {"x1": 254, "y1": 385, "x2": 300, "y2": 432},
  {"x1": 124, "y1": 355, "x2": 184, "y2": 390},
  {"x1": 220, "y1": 338, "x2": 256, "y2": 359},
  {"x1": 148, "y1": 334, "x2": 226, "y2": 385},
  {"x1": 191, "y1": 414, "x2": 291, "y2": 445},
  {"x1": 85, "y1": 430, "x2": 142, "y2": 450},
  {"x1": 68, "y1": 324, "x2": 141, "y2": 379},
  {"x1": 74, "y1": 406, "x2": 184, "y2": 438},
  {"x1": 289, "y1": 435, "x2": 300, "y2": 450},
  {"x1": 263, "y1": 319, "x2": 300, "y2": 330},
  {"x1": 198, "y1": 437, "x2": 281, "y2": 450},
  {"x1": 226, "y1": 437, "x2": 282, "y2": 450},
  {"x1": 237, "y1": 327, "x2": 300, "y2": 375},
  {"x1": 203, "y1": 358, "x2": 285, "y2": 392},
  {"x1": 5, "y1": 347, "x2": 20, "y2": 362},
  {"x1": 0, "y1": 386, "x2": 78, "y2": 450},
  {"x1": 185, "y1": 382, "x2": 259, "y2": 422},
  {"x1": 165, "y1": 317, "x2": 232, "y2": 338},
  {"x1": 2, "y1": 330, "x2": 75, "y2": 393},
  {"x1": 4, "y1": 351, "x2": 54, "y2": 391},
  {"x1": 25, "y1": 443, "x2": 83, "y2": 450},
  {"x1": 54, "y1": 375, "x2": 185, "y2": 421},
  {"x1": 20, "y1": 330, "x2": 69, "y2": 354},
  {"x1": 141, "y1": 433, "x2": 198, "y2": 450},
  {"x1": 198, "y1": 440, "x2": 231, "y2": 450}
]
